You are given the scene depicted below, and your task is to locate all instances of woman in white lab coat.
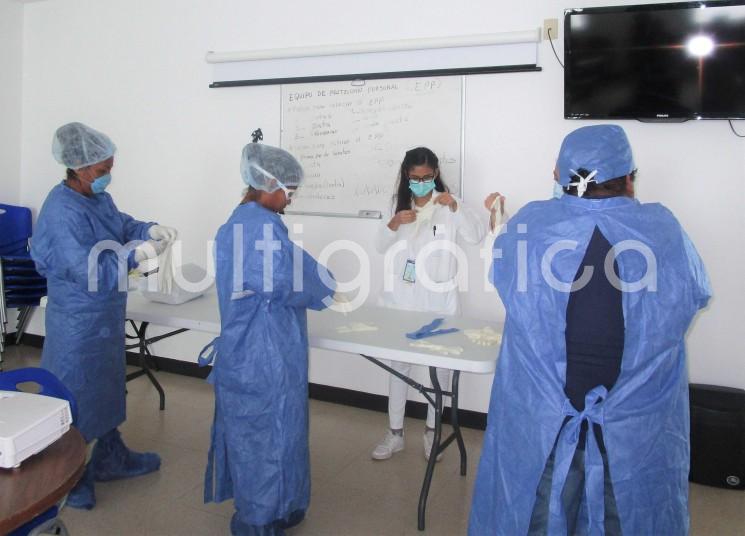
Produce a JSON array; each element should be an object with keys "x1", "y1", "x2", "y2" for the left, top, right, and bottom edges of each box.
[{"x1": 372, "y1": 146, "x2": 502, "y2": 461}]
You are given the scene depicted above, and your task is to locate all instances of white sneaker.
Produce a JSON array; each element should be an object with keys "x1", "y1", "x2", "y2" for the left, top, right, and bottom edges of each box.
[
  {"x1": 423, "y1": 429, "x2": 443, "y2": 462},
  {"x1": 371, "y1": 430, "x2": 405, "y2": 460}
]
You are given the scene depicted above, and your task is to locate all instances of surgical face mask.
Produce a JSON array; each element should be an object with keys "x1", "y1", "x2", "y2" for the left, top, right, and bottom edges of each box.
[
  {"x1": 91, "y1": 173, "x2": 111, "y2": 194},
  {"x1": 552, "y1": 181, "x2": 564, "y2": 199},
  {"x1": 409, "y1": 180, "x2": 436, "y2": 198}
]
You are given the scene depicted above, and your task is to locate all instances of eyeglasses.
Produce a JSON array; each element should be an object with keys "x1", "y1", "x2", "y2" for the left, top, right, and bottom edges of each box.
[
  {"x1": 408, "y1": 174, "x2": 436, "y2": 184},
  {"x1": 273, "y1": 177, "x2": 296, "y2": 199},
  {"x1": 278, "y1": 184, "x2": 296, "y2": 199}
]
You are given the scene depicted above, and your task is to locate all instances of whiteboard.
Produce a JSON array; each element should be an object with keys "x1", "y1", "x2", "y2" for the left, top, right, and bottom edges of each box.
[{"x1": 280, "y1": 77, "x2": 463, "y2": 218}]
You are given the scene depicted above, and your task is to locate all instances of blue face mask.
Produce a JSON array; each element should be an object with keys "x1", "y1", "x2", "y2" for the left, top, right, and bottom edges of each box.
[
  {"x1": 91, "y1": 173, "x2": 111, "y2": 194},
  {"x1": 552, "y1": 181, "x2": 564, "y2": 199},
  {"x1": 409, "y1": 180, "x2": 436, "y2": 198}
]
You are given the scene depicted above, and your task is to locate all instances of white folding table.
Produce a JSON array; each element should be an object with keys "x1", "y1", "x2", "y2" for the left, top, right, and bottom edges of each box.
[{"x1": 124, "y1": 290, "x2": 501, "y2": 531}]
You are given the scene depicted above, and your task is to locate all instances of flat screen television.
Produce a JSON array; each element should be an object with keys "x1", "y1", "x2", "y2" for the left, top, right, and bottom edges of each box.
[{"x1": 564, "y1": 1, "x2": 745, "y2": 120}]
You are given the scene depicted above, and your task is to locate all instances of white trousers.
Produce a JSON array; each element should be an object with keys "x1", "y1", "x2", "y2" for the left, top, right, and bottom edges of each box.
[{"x1": 388, "y1": 361, "x2": 452, "y2": 430}]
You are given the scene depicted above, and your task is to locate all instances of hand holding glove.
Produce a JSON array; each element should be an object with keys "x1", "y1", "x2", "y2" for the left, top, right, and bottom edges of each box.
[
  {"x1": 434, "y1": 192, "x2": 458, "y2": 212},
  {"x1": 134, "y1": 239, "x2": 168, "y2": 264},
  {"x1": 332, "y1": 291, "x2": 351, "y2": 303},
  {"x1": 330, "y1": 291, "x2": 355, "y2": 314},
  {"x1": 388, "y1": 210, "x2": 416, "y2": 231},
  {"x1": 148, "y1": 225, "x2": 178, "y2": 243},
  {"x1": 484, "y1": 192, "x2": 507, "y2": 233},
  {"x1": 484, "y1": 192, "x2": 505, "y2": 214}
]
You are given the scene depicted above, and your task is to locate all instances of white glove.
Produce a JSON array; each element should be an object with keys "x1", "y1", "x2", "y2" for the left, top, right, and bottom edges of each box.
[
  {"x1": 148, "y1": 225, "x2": 178, "y2": 243},
  {"x1": 330, "y1": 291, "x2": 354, "y2": 314},
  {"x1": 332, "y1": 291, "x2": 351, "y2": 303},
  {"x1": 134, "y1": 240, "x2": 168, "y2": 264}
]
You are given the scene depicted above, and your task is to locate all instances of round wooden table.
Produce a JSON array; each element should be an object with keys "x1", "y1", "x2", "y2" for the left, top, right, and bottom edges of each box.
[{"x1": 0, "y1": 428, "x2": 86, "y2": 535}]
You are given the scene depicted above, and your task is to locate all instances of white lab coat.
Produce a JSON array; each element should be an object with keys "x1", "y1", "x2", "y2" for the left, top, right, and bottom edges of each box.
[
  {"x1": 374, "y1": 192, "x2": 496, "y2": 432},
  {"x1": 375, "y1": 193, "x2": 487, "y2": 316}
]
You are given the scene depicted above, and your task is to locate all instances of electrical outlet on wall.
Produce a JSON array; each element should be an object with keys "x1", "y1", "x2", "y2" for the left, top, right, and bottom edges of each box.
[{"x1": 543, "y1": 19, "x2": 559, "y2": 40}]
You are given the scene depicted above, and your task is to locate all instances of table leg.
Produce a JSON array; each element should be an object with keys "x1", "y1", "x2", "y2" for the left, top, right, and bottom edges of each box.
[
  {"x1": 417, "y1": 366, "x2": 443, "y2": 531},
  {"x1": 125, "y1": 321, "x2": 166, "y2": 411},
  {"x1": 360, "y1": 354, "x2": 466, "y2": 531},
  {"x1": 451, "y1": 370, "x2": 467, "y2": 476}
]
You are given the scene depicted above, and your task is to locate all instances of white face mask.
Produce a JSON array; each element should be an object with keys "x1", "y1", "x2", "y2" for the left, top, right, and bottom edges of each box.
[{"x1": 553, "y1": 182, "x2": 564, "y2": 199}]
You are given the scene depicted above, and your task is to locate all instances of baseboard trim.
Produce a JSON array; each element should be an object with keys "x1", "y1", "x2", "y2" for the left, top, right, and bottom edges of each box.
[
  {"x1": 13, "y1": 333, "x2": 44, "y2": 348},
  {"x1": 308, "y1": 382, "x2": 488, "y2": 429},
  {"x1": 126, "y1": 351, "x2": 212, "y2": 379},
  {"x1": 16, "y1": 334, "x2": 487, "y2": 430}
]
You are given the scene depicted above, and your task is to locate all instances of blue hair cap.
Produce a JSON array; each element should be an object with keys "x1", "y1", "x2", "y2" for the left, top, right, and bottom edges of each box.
[
  {"x1": 556, "y1": 125, "x2": 635, "y2": 186},
  {"x1": 240, "y1": 143, "x2": 304, "y2": 193},
  {"x1": 52, "y1": 122, "x2": 116, "y2": 170}
]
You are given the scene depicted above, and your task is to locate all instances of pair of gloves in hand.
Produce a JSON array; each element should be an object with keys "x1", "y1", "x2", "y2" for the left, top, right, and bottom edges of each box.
[{"x1": 133, "y1": 225, "x2": 178, "y2": 264}]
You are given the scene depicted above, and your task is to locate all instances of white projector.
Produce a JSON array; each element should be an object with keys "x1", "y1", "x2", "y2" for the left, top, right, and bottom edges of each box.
[{"x1": 0, "y1": 390, "x2": 72, "y2": 469}]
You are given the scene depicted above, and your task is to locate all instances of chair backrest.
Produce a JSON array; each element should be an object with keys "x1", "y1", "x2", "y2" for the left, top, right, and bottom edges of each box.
[
  {"x1": 0, "y1": 204, "x2": 33, "y2": 257},
  {"x1": 1, "y1": 257, "x2": 47, "y2": 307},
  {"x1": 0, "y1": 367, "x2": 78, "y2": 424}
]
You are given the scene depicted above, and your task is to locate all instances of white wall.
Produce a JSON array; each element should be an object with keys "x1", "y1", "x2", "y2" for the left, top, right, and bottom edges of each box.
[
  {"x1": 0, "y1": 0, "x2": 24, "y2": 205},
  {"x1": 1, "y1": 0, "x2": 25, "y2": 335},
  {"x1": 18, "y1": 0, "x2": 745, "y2": 415}
]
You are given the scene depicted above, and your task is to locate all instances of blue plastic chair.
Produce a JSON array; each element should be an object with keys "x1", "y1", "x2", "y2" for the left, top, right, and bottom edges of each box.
[
  {"x1": 0, "y1": 204, "x2": 33, "y2": 257},
  {"x1": 0, "y1": 367, "x2": 78, "y2": 536},
  {"x1": 0, "y1": 204, "x2": 47, "y2": 361}
]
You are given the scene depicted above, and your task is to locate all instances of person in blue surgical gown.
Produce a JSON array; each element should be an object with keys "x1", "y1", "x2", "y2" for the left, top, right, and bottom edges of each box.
[
  {"x1": 31, "y1": 122, "x2": 178, "y2": 509},
  {"x1": 201, "y1": 141, "x2": 337, "y2": 536},
  {"x1": 469, "y1": 125, "x2": 711, "y2": 535}
]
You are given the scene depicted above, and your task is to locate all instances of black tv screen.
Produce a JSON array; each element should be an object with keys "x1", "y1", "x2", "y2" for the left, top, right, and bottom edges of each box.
[{"x1": 564, "y1": 1, "x2": 745, "y2": 120}]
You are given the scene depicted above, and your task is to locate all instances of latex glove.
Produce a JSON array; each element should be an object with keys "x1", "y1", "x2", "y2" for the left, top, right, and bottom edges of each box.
[
  {"x1": 484, "y1": 192, "x2": 505, "y2": 214},
  {"x1": 134, "y1": 239, "x2": 168, "y2": 264},
  {"x1": 148, "y1": 225, "x2": 178, "y2": 243},
  {"x1": 331, "y1": 291, "x2": 354, "y2": 314},
  {"x1": 463, "y1": 327, "x2": 503, "y2": 347},
  {"x1": 337, "y1": 322, "x2": 378, "y2": 333},
  {"x1": 485, "y1": 192, "x2": 507, "y2": 233},
  {"x1": 333, "y1": 291, "x2": 351, "y2": 303}
]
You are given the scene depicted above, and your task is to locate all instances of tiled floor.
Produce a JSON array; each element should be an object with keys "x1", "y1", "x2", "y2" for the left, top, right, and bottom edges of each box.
[{"x1": 3, "y1": 344, "x2": 744, "y2": 535}]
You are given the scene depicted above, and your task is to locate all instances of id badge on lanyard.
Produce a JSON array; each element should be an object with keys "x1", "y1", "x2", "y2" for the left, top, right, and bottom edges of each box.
[{"x1": 403, "y1": 259, "x2": 416, "y2": 283}]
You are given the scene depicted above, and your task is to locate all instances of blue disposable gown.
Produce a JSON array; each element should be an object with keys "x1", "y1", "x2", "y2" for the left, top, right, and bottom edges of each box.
[
  {"x1": 469, "y1": 195, "x2": 710, "y2": 535},
  {"x1": 204, "y1": 202, "x2": 335, "y2": 528},
  {"x1": 31, "y1": 183, "x2": 154, "y2": 442}
]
